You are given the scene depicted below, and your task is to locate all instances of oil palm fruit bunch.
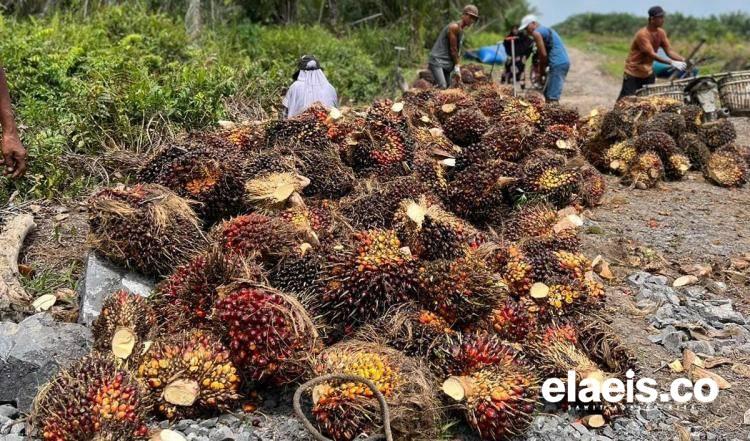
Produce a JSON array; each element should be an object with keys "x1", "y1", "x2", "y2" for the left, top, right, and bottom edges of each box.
[
  {"x1": 32, "y1": 353, "x2": 151, "y2": 441},
  {"x1": 530, "y1": 124, "x2": 579, "y2": 156},
  {"x1": 339, "y1": 175, "x2": 428, "y2": 229},
  {"x1": 623, "y1": 151, "x2": 664, "y2": 189},
  {"x1": 306, "y1": 102, "x2": 348, "y2": 143},
  {"x1": 213, "y1": 283, "x2": 319, "y2": 385},
  {"x1": 633, "y1": 130, "x2": 690, "y2": 180},
  {"x1": 599, "y1": 109, "x2": 634, "y2": 141},
  {"x1": 602, "y1": 140, "x2": 637, "y2": 175},
  {"x1": 265, "y1": 107, "x2": 331, "y2": 149},
  {"x1": 137, "y1": 330, "x2": 240, "y2": 419},
  {"x1": 358, "y1": 304, "x2": 457, "y2": 375},
  {"x1": 457, "y1": 123, "x2": 535, "y2": 167},
  {"x1": 278, "y1": 202, "x2": 336, "y2": 243},
  {"x1": 88, "y1": 184, "x2": 205, "y2": 277},
  {"x1": 418, "y1": 251, "x2": 504, "y2": 326},
  {"x1": 214, "y1": 212, "x2": 303, "y2": 266},
  {"x1": 519, "y1": 153, "x2": 580, "y2": 207},
  {"x1": 269, "y1": 247, "x2": 325, "y2": 295},
  {"x1": 139, "y1": 135, "x2": 248, "y2": 224},
  {"x1": 636, "y1": 112, "x2": 686, "y2": 139},
  {"x1": 703, "y1": 148, "x2": 748, "y2": 188},
  {"x1": 442, "y1": 334, "x2": 539, "y2": 441},
  {"x1": 393, "y1": 197, "x2": 483, "y2": 261},
  {"x1": 678, "y1": 133, "x2": 711, "y2": 170},
  {"x1": 680, "y1": 104, "x2": 703, "y2": 133},
  {"x1": 489, "y1": 296, "x2": 544, "y2": 342},
  {"x1": 152, "y1": 244, "x2": 263, "y2": 331},
  {"x1": 412, "y1": 148, "x2": 453, "y2": 201},
  {"x1": 699, "y1": 118, "x2": 736, "y2": 149},
  {"x1": 616, "y1": 96, "x2": 682, "y2": 118},
  {"x1": 244, "y1": 172, "x2": 310, "y2": 212},
  {"x1": 431, "y1": 88, "x2": 476, "y2": 112},
  {"x1": 293, "y1": 145, "x2": 356, "y2": 199},
  {"x1": 352, "y1": 99, "x2": 414, "y2": 173},
  {"x1": 501, "y1": 202, "x2": 558, "y2": 241},
  {"x1": 497, "y1": 96, "x2": 541, "y2": 126},
  {"x1": 530, "y1": 324, "x2": 608, "y2": 390},
  {"x1": 220, "y1": 121, "x2": 267, "y2": 151},
  {"x1": 315, "y1": 229, "x2": 419, "y2": 337},
  {"x1": 577, "y1": 315, "x2": 638, "y2": 376},
  {"x1": 310, "y1": 341, "x2": 440, "y2": 441},
  {"x1": 243, "y1": 150, "x2": 296, "y2": 179},
  {"x1": 92, "y1": 290, "x2": 157, "y2": 364},
  {"x1": 539, "y1": 104, "x2": 580, "y2": 128},
  {"x1": 577, "y1": 165, "x2": 607, "y2": 207},
  {"x1": 727, "y1": 143, "x2": 750, "y2": 165},
  {"x1": 448, "y1": 160, "x2": 520, "y2": 220},
  {"x1": 439, "y1": 105, "x2": 489, "y2": 147}
]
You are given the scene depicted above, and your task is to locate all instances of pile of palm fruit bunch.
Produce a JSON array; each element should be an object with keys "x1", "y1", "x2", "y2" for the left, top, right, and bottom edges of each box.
[
  {"x1": 581, "y1": 95, "x2": 748, "y2": 188},
  {"x1": 42, "y1": 77, "x2": 643, "y2": 440}
]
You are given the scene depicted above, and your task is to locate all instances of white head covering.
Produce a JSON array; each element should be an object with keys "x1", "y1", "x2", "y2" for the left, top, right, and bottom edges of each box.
[{"x1": 283, "y1": 59, "x2": 338, "y2": 118}]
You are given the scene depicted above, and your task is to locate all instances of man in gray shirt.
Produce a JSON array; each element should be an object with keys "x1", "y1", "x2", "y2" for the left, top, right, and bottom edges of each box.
[{"x1": 429, "y1": 5, "x2": 479, "y2": 89}]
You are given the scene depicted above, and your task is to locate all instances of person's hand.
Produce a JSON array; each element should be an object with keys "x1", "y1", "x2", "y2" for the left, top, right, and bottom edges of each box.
[
  {"x1": 671, "y1": 60, "x2": 688, "y2": 71},
  {"x1": 1, "y1": 132, "x2": 27, "y2": 178},
  {"x1": 453, "y1": 65, "x2": 461, "y2": 75}
]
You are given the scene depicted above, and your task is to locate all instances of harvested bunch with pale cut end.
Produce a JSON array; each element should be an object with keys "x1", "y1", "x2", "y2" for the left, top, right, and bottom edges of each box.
[
  {"x1": 623, "y1": 151, "x2": 664, "y2": 189},
  {"x1": 88, "y1": 184, "x2": 206, "y2": 277},
  {"x1": 703, "y1": 148, "x2": 748, "y2": 188},
  {"x1": 245, "y1": 171, "x2": 309, "y2": 211},
  {"x1": 603, "y1": 140, "x2": 637, "y2": 175},
  {"x1": 310, "y1": 340, "x2": 440, "y2": 441},
  {"x1": 32, "y1": 352, "x2": 152, "y2": 441},
  {"x1": 92, "y1": 290, "x2": 157, "y2": 364},
  {"x1": 664, "y1": 153, "x2": 691, "y2": 180},
  {"x1": 214, "y1": 212, "x2": 303, "y2": 266},
  {"x1": 448, "y1": 159, "x2": 520, "y2": 220},
  {"x1": 137, "y1": 330, "x2": 240, "y2": 420}
]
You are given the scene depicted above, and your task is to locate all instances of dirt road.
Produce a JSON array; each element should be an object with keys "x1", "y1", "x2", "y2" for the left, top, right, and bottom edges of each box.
[{"x1": 561, "y1": 46, "x2": 622, "y2": 114}]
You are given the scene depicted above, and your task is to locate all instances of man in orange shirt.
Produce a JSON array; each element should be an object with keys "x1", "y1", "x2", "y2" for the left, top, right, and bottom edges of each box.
[{"x1": 617, "y1": 6, "x2": 687, "y2": 100}]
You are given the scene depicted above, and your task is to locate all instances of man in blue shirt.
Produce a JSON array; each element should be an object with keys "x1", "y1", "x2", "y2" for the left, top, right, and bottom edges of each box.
[{"x1": 519, "y1": 14, "x2": 570, "y2": 103}]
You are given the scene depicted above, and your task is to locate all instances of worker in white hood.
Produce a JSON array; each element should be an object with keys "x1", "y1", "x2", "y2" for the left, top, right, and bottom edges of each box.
[{"x1": 282, "y1": 55, "x2": 338, "y2": 118}]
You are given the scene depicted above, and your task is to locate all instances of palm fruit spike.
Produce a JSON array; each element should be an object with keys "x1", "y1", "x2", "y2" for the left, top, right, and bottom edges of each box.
[
  {"x1": 139, "y1": 134, "x2": 248, "y2": 224},
  {"x1": 442, "y1": 335, "x2": 539, "y2": 441},
  {"x1": 457, "y1": 123, "x2": 535, "y2": 167},
  {"x1": 418, "y1": 252, "x2": 504, "y2": 326},
  {"x1": 268, "y1": 247, "x2": 324, "y2": 294},
  {"x1": 33, "y1": 353, "x2": 151, "y2": 441},
  {"x1": 137, "y1": 330, "x2": 240, "y2": 419},
  {"x1": 623, "y1": 151, "x2": 664, "y2": 189},
  {"x1": 703, "y1": 148, "x2": 748, "y2": 188},
  {"x1": 678, "y1": 132, "x2": 711, "y2": 169},
  {"x1": 88, "y1": 184, "x2": 205, "y2": 277},
  {"x1": 501, "y1": 202, "x2": 558, "y2": 241},
  {"x1": 496, "y1": 96, "x2": 541, "y2": 126},
  {"x1": 599, "y1": 109, "x2": 634, "y2": 141},
  {"x1": 393, "y1": 197, "x2": 483, "y2": 260},
  {"x1": 531, "y1": 324, "x2": 606, "y2": 383},
  {"x1": 576, "y1": 315, "x2": 639, "y2": 376},
  {"x1": 352, "y1": 99, "x2": 414, "y2": 173},
  {"x1": 635, "y1": 112, "x2": 686, "y2": 139},
  {"x1": 244, "y1": 172, "x2": 310, "y2": 212},
  {"x1": 602, "y1": 140, "x2": 637, "y2": 175},
  {"x1": 92, "y1": 290, "x2": 157, "y2": 363},
  {"x1": 340, "y1": 175, "x2": 428, "y2": 229},
  {"x1": 315, "y1": 229, "x2": 419, "y2": 337},
  {"x1": 531, "y1": 124, "x2": 579, "y2": 156},
  {"x1": 214, "y1": 213, "x2": 302, "y2": 265},
  {"x1": 680, "y1": 104, "x2": 703, "y2": 133},
  {"x1": 443, "y1": 332, "x2": 521, "y2": 375},
  {"x1": 294, "y1": 146, "x2": 356, "y2": 199},
  {"x1": 311, "y1": 341, "x2": 440, "y2": 441},
  {"x1": 447, "y1": 160, "x2": 520, "y2": 220},
  {"x1": 664, "y1": 152, "x2": 691, "y2": 180},
  {"x1": 431, "y1": 88, "x2": 475, "y2": 113},
  {"x1": 412, "y1": 149, "x2": 453, "y2": 201},
  {"x1": 699, "y1": 118, "x2": 736, "y2": 149},
  {"x1": 540, "y1": 103, "x2": 580, "y2": 128},
  {"x1": 356, "y1": 304, "x2": 457, "y2": 377},
  {"x1": 153, "y1": 244, "x2": 263, "y2": 331},
  {"x1": 490, "y1": 296, "x2": 543, "y2": 342},
  {"x1": 577, "y1": 165, "x2": 607, "y2": 207},
  {"x1": 214, "y1": 283, "x2": 318, "y2": 385},
  {"x1": 440, "y1": 106, "x2": 489, "y2": 147}
]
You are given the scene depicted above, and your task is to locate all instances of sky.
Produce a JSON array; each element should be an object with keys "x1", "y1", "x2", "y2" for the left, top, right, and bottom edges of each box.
[{"x1": 529, "y1": 0, "x2": 750, "y2": 26}]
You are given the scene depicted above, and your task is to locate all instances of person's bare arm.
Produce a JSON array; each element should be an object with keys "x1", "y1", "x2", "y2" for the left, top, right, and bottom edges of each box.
[
  {"x1": 532, "y1": 31, "x2": 547, "y2": 75},
  {"x1": 635, "y1": 32, "x2": 672, "y2": 65},
  {"x1": 661, "y1": 32, "x2": 684, "y2": 62},
  {"x1": 448, "y1": 22, "x2": 461, "y2": 66},
  {"x1": 0, "y1": 67, "x2": 26, "y2": 178}
]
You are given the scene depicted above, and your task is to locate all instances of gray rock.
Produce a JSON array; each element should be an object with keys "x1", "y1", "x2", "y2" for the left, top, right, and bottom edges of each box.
[
  {"x1": 640, "y1": 407, "x2": 662, "y2": 421},
  {"x1": 7, "y1": 423, "x2": 21, "y2": 436},
  {"x1": 703, "y1": 304, "x2": 746, "y2": 325},
  {"x1": 0, "y1": 313, "x2": 92, "y2": 411},
  {"x1": 218, "y1": 414, "x2": 241, "y2": 429},
  {"x1": 628, "y1": 272, "x2": 652, "y2": 286},
  {"x1": 685, "y1": 340, "x2": 715, "y2": 356},
  {"x1": 705, "y1": 280, "x2": 727, "y2": 294},
  {"x1": 648, "y1": 334, "x2": 663, "y2": 343},
  {"x1": 77, "y1": 252, "x2": 155, "y2": 326},
  {"x1": 175, "y1": 419, "x2": 196, "y2": 431},
  {"x1": 655, "y1": 304, "x2": 675, "y2": 322},
  {"x1": 199, "y1": 417, "x2": 218, "y2": 428},
  {"x1": 0, "y1": 435, "x2": 24, "y2": 441},
  {"x1": 0, "y1": 406, "x2": 17, "y2": 419},
  {"x1": 661, "y1": 330, "x2": 687, "y2": 353},
  {"x1": 571, "y1": 422, "x2": 589, "y2": 435},
  {"x1": 209, "y1": 426, "x2": 235, "y2": 441},
  {"x1": 648, "y1": 275, "x2": 668, "y2": 285}
]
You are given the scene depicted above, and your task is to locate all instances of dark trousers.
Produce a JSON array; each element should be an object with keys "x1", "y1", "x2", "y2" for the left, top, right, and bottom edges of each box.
[
  {"x1": 429, "y1": 63, "x2": 453, "y2": 89},
  {"x1": 618, "y1": 73, "x2": 656, "y2": 101}
]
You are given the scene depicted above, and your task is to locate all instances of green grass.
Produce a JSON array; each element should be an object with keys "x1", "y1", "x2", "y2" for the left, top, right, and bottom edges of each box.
[
  {"x1": 21, "y1": 262, "x2": 80, "y2": 299},
  {"x1": 564, "y1": 32, "x2": 750, "y2": 79}
]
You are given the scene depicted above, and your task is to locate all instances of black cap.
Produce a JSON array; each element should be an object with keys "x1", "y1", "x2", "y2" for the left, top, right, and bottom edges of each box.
[
  {"x1": 292, "y1": 55, "x2": 320, "y2": 81},
  {"x1": 648, "y1": 6, "x2": 665, "y2": 17}
]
